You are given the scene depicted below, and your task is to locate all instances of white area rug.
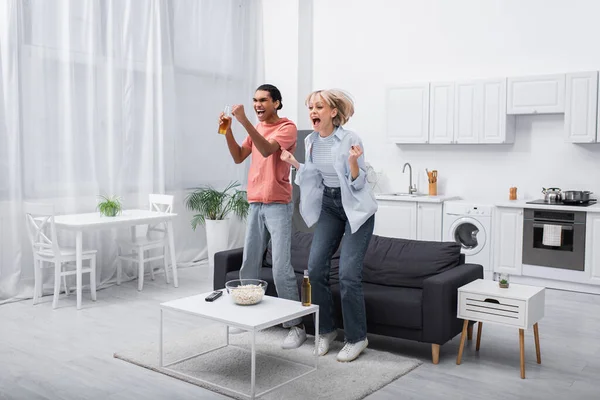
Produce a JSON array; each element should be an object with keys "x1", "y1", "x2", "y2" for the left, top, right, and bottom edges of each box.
[{"x1": 114, "y1": 325, "x2": 422, "y2": 400}]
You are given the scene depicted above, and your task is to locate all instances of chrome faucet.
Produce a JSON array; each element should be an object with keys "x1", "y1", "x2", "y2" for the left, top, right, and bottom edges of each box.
[{"x1": 402, "y1": 162, "x2": 417, "y2": 194}]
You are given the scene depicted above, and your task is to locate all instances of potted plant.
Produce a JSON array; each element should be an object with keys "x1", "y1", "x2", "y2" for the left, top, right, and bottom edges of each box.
[
  {"x1": 97, "y1": 195, "x2": 122, "y2": 217},
  {"x1": 185, "y1": 181, "x2": 249, "y2": 273},
  {"x1": 499, "y1": 273, "x2": 510, "y2": 288}
]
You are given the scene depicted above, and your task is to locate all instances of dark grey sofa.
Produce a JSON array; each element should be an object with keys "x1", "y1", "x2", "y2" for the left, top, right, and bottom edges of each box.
[{"x1": 214, "y1": 231, "x2": 483, "y2": 364}]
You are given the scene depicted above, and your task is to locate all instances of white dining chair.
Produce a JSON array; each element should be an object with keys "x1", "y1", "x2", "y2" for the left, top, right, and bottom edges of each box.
[
  {"x1": 116, "y1": 194, "x2": 173, "y2": 291},
  {"x1": 24, "y1": 203, "x2": 97, "y2": 309}
]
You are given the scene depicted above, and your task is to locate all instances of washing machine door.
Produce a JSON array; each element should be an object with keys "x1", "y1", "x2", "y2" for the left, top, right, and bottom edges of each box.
[{"x1": 449, "y1": 217, "x2": 486, "y2": 256}]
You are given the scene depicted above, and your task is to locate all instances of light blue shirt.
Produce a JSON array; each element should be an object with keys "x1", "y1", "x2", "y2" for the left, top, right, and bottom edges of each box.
[{"x1": 295, "y1": 126, "x2": 378, "y2": 234}]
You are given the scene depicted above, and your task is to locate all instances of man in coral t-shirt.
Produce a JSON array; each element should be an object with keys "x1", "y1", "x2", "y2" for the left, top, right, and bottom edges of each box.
[{"x1": 221, "y1": 84, "x2": 306, "y2": 349}]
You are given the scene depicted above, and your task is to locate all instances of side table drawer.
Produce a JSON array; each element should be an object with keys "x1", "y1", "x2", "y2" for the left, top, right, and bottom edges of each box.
[{"x1": 458, "y1": 292, "x2": 525, "y2": 327}]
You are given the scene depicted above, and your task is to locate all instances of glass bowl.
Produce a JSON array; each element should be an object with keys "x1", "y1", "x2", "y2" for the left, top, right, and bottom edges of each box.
[{"x1": 225, "y1": 279, "x2": 268, "y2": 305}]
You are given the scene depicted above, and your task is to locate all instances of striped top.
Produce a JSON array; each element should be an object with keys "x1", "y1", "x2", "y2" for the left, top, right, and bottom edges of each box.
[{"x1": 312, "y1": 133, "x2": 340, "y2": 187}]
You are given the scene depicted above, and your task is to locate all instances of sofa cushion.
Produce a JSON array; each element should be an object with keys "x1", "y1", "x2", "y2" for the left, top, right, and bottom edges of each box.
[
  {"x1": 331, "y1": 282, "x2": 423, "y2": 329},
  {"x1": 264, "y1": 230, "x2": 341, "y2": 275},
  {"x1": 362, "y1": 235, "x2": 461, "y2": 288}
]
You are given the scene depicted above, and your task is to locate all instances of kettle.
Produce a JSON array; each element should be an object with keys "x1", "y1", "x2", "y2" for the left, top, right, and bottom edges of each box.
[{"x1": 542, "y1": 187, "x2": 562, "y2": 203}]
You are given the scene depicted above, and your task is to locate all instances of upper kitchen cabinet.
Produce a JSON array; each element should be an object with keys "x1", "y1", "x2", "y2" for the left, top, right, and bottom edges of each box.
[
  {"x1": 507, "y1": 74, "x2": 566, "y2": 114},
  {"x1": 429, "y1": 82, "x2": 455, "y2": 144},
  {"x1": 454, "y1": 79, "x2": 516, "y2": 144},
  {"x1": 386, "y1": 84, "x2": 430, "y2": 143},
  {"x1": 564, "y1": 71, "x2": 598, "y2": 143}
]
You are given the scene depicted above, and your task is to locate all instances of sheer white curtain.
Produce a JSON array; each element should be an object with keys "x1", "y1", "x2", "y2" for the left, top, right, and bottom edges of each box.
[{"x1": 0, "y1": 0, "x2": 263, "y2": 303}]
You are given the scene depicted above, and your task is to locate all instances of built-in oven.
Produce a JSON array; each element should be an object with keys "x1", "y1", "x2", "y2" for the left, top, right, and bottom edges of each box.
[{"x1": 522, "y1": 208, "x2": 586, "y2": 271}]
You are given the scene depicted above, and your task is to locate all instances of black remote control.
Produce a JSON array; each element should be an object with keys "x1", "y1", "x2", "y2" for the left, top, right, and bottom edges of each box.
[{"x1": 205, "y1": 290, "x2": 223, "y2": 302}]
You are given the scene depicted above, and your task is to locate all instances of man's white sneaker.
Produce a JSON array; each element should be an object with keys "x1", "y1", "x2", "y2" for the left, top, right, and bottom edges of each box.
[
  {"x1": 336, "y1": 338, "x2": 368, "y2": 362},
  {"x1": 315, "y1": 331, "x2": 338, "y2": 356},
  {"x1": 281, "y1": 325, "x2": 307, "y2": 349},
  {"x1": 228, "y1": 326, "x2": 245, "y2": 335}
]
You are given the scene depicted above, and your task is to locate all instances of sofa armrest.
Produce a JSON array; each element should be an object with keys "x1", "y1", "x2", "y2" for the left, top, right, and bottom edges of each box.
[
  {"x1": 213, "y1": 248, "x2": 244, "y2": 290},
  {"x1": 421, "y1": 263, "x2": 483, "y2": 345}
]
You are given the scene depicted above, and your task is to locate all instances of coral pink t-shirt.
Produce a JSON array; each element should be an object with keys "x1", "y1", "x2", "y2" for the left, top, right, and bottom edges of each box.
[{"x1": 242, "y1": 118, "x2": 297, "y2": 204}]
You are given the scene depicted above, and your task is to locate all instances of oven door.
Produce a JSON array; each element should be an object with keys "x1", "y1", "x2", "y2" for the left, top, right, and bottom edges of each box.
[{"x1": 522, "y1": 210, "x2": 586, "y2": 271}]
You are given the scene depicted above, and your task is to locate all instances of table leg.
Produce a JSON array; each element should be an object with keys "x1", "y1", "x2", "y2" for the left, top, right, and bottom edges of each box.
[
  {"x1": 476, "y1": 321, "x2": 482, "y2": 351},
  {"x1": 314, "y1": 308, "x2": 319, "y2": 370},
  {"x1": 251, "y1": 330, "x2": 256, "y2": 399},
  {"x1": 467, "y1": 324, "x2": 473, "y2": 340},
  {"x1": 137, "y1": 248, "x2": 144, "y2": 291},
  {"x1": 76, "y1": 231, "x2": 83, "y2": 310},
  {"x1": 456, "y1": 319, "x2": 469, "y2": 365},
  {"x1": 519, "y1": 328, "x2": 525, "y2": 379},
  {"x1": 533, "y1": 322, "x2": 541, "y2": 364},
  {"x1": 159, "y1": 309, "x2": 164, "y2": 367},
  {"x1": 167, "y1": 221, "x2": 178, "y2": 288}
]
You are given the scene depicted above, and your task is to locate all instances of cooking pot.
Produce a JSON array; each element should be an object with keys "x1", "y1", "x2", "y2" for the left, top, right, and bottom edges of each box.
[
  {"x1": 542, "y1": 187, "x2": 562, "y2": 203},
  {"x1": 562, "y1": 190, "x2": 593, "y2": 203}
]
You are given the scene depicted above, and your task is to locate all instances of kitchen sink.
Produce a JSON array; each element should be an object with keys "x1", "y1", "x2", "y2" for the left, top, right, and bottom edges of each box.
[{"x1": 379, "y1": 192, "x2": 428, "y2": 197}]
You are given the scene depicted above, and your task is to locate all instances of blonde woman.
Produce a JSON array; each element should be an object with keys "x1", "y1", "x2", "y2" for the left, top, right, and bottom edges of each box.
[{"x1": 280, "y1": 89, "x2": 377, "y2": 362}]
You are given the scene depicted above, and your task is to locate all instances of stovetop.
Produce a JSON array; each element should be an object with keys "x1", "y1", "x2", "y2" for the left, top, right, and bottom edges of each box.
[{"x1": 526, "y1": 199, "x2": 598, "y2": 207}]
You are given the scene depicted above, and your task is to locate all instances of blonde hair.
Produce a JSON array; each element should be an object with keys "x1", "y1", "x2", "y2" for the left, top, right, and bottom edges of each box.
[{"x1": 305, "y1": 89, "x2": 355, "y2": 126}]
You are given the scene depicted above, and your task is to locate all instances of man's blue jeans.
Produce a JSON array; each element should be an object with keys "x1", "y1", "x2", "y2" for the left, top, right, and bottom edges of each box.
[
  {"x1": 240, "y1": 202, "x2": 302, "y2": 327},
  {"x1": 308, "y1": 186, "x2": 374, "y2": 343}
]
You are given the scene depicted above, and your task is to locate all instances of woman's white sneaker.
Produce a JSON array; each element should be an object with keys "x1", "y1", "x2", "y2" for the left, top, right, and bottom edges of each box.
[
  {"x1": 282, "y1": 325, "x2": 307, "y2": 349},
  {"x1": 336, "y1": 338, "x2": 368, "y2": 362},
  {"x1": 315, "y1": 331, "x2": 338, "y2": 356}
]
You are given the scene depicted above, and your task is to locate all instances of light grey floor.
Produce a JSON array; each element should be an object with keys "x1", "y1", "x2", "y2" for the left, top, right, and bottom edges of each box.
[{"x1": 1, "y1": 264, "x2": 599, "y2": 400}]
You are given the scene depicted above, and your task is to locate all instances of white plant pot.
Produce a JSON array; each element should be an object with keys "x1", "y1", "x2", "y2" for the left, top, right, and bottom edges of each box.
[{"x1": 205, "y1": 219, "x2": 230, "y2": 283}]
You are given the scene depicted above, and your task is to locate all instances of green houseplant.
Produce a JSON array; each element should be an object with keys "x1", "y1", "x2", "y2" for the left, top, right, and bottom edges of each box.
[
  {"x1": 185, "y1": 181, "x2": 249, "y2": 230},
  {"x1": 185, "y1": 181, "x2": 249, "y2": 276},
  {"x1": 97, "y1": 195, "x2": 122, "y2": 217}
]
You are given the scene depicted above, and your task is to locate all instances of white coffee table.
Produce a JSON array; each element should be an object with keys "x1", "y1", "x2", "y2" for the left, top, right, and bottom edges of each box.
[
  {"x1": 456, "y1": 279, "x2": 545, "y2": 379},
  {"x1": 159, "y1": 292, "x2": 319, "y2": 399}
]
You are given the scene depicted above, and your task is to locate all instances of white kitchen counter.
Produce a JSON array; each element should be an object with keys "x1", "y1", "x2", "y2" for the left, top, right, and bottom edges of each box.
[
  {"x1": 495, "y1": 199, "x2": 600, "y2": 213},
  {"x1": 375, "y1": 194, "x2": 461, "y2": 203}
]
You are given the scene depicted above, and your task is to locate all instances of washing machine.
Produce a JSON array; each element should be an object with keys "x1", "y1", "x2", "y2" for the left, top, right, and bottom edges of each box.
[{"x1": 443, "y1": 201, "x2": 493, "y2": 279}]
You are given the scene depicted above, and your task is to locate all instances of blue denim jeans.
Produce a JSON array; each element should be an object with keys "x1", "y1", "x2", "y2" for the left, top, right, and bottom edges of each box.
[
  {"x1": 239, "y1": 202, "x2": 302, "y2": 327},
  {"x1": 308, "y1": 186, "x2": 375, "y2": 343}
]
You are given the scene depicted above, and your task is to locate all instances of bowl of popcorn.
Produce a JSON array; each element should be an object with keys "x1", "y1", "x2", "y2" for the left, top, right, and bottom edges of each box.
[{"x1": 225, "y1": 279, "x2": 268, "y2": 305}]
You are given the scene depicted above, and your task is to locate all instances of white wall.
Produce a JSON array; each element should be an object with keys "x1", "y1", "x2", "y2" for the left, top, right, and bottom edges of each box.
[{"x1": 266, "y1": 0, "x2": 600, "y2": 201}]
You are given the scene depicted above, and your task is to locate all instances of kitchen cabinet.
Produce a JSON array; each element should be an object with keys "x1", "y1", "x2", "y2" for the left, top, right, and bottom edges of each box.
[
  {"x1": 507, "y1": 74, "x2": 566, "y2": 114},
  {"x1": 374, "y1": 200, "x2": 417, "y2": 239},
  {"x1": 374, "y1": 200, "x2": 443, "y2": 241},
  {"x1": 454, "y1": 79, "x2": 516, "y2": 144},
  {"x1": 565, "y1": 71, "x2": 598, "y2": 143},
  {"x1": 429, "y1": 82, "x2": 455, "y2": 144},
  {"x1": 416, "y1": 203, "x2": 443, "y2": 241},
  {"x1": 493, "y1": 207, "x2": 523, "y2": 275},
  {"x1": 386, "y1": 84, "x2": 430, "y2": 144},
  {"x1": 586, "y1": 213, "x2": 600, "y2": 284}
]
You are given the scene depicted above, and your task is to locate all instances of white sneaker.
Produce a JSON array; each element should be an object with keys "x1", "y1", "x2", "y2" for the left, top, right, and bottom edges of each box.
[
  {"x1": 336, "y1": 338, "x2": 368, "y2": 362},
  {"x1": 281, "y1": 325, "x2": 307, "y2": 349},
  {"x1": 315, "y1": 331, "x2": 338, "y2": 356}
]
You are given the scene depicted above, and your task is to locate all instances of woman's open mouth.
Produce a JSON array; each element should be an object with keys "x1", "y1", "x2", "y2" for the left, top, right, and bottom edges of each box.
[
  {"x1": 256, "y1": 110, "x2": 265, "y2": 118},
  {"x1": 312, "y1": 117, "x2": 321, "y2": 126}
]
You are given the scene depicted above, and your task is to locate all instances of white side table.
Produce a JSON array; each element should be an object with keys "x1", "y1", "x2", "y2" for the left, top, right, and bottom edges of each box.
[{"x1": 456, "y1": 279, "x2": 545, "y2": 379}]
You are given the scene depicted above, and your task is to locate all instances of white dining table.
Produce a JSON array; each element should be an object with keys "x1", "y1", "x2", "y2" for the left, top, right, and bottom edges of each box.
[{"x1": 51, "y1": 209, "x2": 179, "y2": 309}]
